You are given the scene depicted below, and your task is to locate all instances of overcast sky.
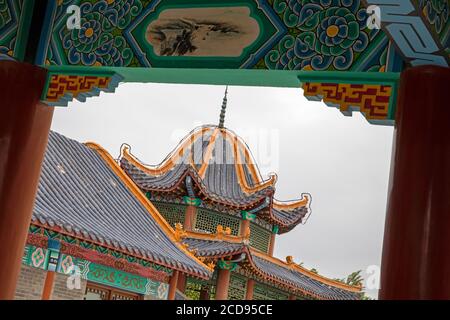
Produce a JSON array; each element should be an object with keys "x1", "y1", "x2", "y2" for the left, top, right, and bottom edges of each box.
[{"x1": 50, "y1": 83, "x2": 393, "y2": 299}]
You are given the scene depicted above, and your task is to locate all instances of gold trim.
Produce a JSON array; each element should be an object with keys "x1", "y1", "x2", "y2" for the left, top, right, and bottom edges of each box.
[
  {"x1": 197, "y1": 128, "x2": 220, "y2": 178},
  {"x1": 273, "y1": 194, "x2": 310, "y2": 210},
  {"x1": 85, "y1": 142, "x2": 214, "y2": 275},
  {"x1": 120, "y1": 127, "x2": 211, "y2": 176},
  {"x1": 222, "y1": 129, "x2": 276, "y2": 194},
  {"x1": 184, "y1": 230, "x2": 248, "y2": 244},
  {"x1": 250, "y1": 249, "x2": 361, "y2": 293}
]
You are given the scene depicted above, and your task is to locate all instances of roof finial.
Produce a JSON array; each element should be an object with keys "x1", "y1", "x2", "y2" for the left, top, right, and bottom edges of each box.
[{"x1": 218, "y1": 86, "x2": 228, "y2": 128}]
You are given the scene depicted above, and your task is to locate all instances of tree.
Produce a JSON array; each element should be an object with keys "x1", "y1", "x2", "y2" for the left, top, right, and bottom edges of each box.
[{"x1": 345, "y1": 270, "x2": 364, "y2": 287}]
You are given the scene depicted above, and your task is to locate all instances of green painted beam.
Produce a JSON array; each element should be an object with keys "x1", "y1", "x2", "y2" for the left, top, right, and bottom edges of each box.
[{"x1": 45, "y1": 65, "x2": 400, "y2": 88}]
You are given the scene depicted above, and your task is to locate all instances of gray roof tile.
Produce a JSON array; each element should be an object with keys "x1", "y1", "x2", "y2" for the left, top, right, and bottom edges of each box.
[{"x1": 33, "y1": 131, "x2": 210, "y2": 278}]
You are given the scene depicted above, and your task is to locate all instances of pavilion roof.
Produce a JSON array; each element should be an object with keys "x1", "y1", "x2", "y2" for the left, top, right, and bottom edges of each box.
[
  {"x1": 31, "y1": 131, "x2": 212, "y2": 279},
  {"x1": 120, "y1": 125, "x2": 311, "y2": 233},
  {"x1": 181, "y1": 233, "x2": 361, "y2": 300}
]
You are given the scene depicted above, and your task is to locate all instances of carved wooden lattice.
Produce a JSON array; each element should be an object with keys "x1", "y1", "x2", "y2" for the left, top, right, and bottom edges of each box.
[
  {"x1": 253, "y1": 282, "x2": 289, "y2": 300},
  {"x1": 249, "y1": 223, "x2": 271, "y2": 253},
  {"x1": 152, "y1": 202, "x2": 186, "y2": 229},
  {"x1": 228, "y1": 273, "x2": 247, "y2": 300},
  {"x1": 195, "y1": 208, "x2": 241, "y2": 236},
  {"x1": 185, "y1": 273, "x2": 217, "y2": 300}
]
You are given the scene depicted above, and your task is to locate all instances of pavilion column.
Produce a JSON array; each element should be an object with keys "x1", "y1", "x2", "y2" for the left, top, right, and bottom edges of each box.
[
  {"x1": 379, "y1": 65, "x2": 450, "y2": 299},
  {"x1": 240, "y1": 219, "x2": 250, "y2": 236},
  {"x1": 41, "y1": 239, "x2": 61, "y2": 300},
  {"x1": 245, "y1": 279, "x2": 255, "y2": 300},
  {"x1": 41, "y1": 272, "x2": 56, "y2": 300},
  {"x1": 199, "y1": 287, "x2": 210, "y2": 300},
  {"x1": 168, "y1": 270, "x2": 179, "y2": 300},
  {"x1": 268, "y1": 225, "x2": 278, "y2": 256},
  {"x1": 215, "y1": 269, "x2": 231, "y2": 300},
  {"x1": 184, "y1": 205, "x2": 196, "y2": 231},
  {"x1": 288, "y1": 294, "x2": 296, "y2": 300},
  {"x1": 0, "y1": 61, "x2": 52, "y2": 300},
  {"x1": 183, "y1": 197, "x2": 200, "y2": 231},
  {"x1": 177, "y1": 273, "x2": 187, "y2": 293},
  {"x1": 268, "y1": 233, "x2": 276, "y2": 256}
]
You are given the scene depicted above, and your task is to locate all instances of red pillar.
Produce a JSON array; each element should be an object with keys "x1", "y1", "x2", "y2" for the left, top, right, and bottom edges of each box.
[
  {"x1": 177, "y1": 273, "x2": 187, "y2": 293},
  {"x1": 245, "y1": 279, "x2": 254, "y2": 300},
  {"x1": 199, "y1": 287, "x2": 210, "y2": 300},
  {"x1": 379, "y1": 65, "x2": 450, "y2": 299},
  {"x1": 268, "y1": 233, "x2": 276, "y2": 256},
  {"x1": 0, "y1": 61, "x2": 52, "y2": 300},
  {"x1": 168, "y1": 270, "x2": 179, "y2": 300},
  {"x1": 184, "y1": 205, "x2": 196, "y2": 231},
  {"x1": 41, "y1": 271, "x2": 55, "y2": 300},
  {"x1": 215, "y1": 269, "x2": 231, "y2": 300},
  {"x1": 288, "y1": 294, "x2": 296, "y2": 300},
  {"x1": 240, "y1": 219, "x2": 249, "y2": 237}
]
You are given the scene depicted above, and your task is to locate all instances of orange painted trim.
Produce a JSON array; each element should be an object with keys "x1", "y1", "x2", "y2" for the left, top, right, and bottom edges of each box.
[
  {"x1": 120, "y1": 127, "x2": 211, "y2": 176},
  {"x1": 85, "y1": 142, "x2": 214, "y2": 276},
  {"x1": 30, "y1": 221, "x2": 173, "y2": 282},
  {"x1": 273, "y1": 194, "x2": 310, "y2": 210},
  {"x1": 222, "y1": 130, "x2": 276, "y2": 194},
  {"x1": 198, "y1": 128, "x2": 220, "y2": 178},
  {"x1": 185, "y1": 230, "x2": 248, "y2": 244},
  {"x1": 168, "y1": 270, "x2": 179, "y2": 300},
  {"x1": 250, "y1": 249, "x2": 361, "y2": 293},
  {"x1": 41, "y1": 271, "x2": 55, "y2": 300},
  {"x1": 242, "y1": 251, "x2": 323, "y2": 300}
]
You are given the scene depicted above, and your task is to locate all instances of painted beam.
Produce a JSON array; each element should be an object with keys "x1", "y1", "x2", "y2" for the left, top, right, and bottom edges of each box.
[{"x1": 364, "y1": 0, "x2": 449, "y2": 67}]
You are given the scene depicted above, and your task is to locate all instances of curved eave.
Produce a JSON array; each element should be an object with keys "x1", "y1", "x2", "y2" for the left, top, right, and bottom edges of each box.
[
  {"x1": 257, "y1": 194, "x2": 312, "y2": 234},
  {"x1": 85, "y1": 142, "x2": 214, "y2": 279},
  {"x1": 119, "y1": 126, "x2": 277, "y2": 196},
  {"x1": 247, "y1": 249, "x2": 362, "y2": 300},
  {"x1": 120, "y1": 157, "x2": 274, "y2": 209}
]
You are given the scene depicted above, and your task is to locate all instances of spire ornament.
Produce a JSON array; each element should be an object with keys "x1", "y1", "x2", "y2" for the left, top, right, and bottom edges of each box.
[{"x1": 218, "y1": 86, "x2": 228, "y2": 128}]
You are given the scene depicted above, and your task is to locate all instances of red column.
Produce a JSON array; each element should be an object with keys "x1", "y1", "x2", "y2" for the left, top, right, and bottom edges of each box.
[
  {"x1": 245, "y1": 279, "x2": 254, "y2": 300},
  {"x1": 0, "y1": 61, "x2": 52, "y2": 300},
  {"x1": 379, "y1": 65, "x2": 450, "y2": 299},
  {"x1": 177, "y1": 272, "x2": 187, "y2": 293},
  {"x1": 240, "y1": 219, "x2": 249, "y2": 236},
  {"x1": 184, "y1": 205, "x2": 196, "y2": 231},
  {"x1": 288, "y1": 294, "x2": 296, "y2": 300},
  {"x1": 215, "y1": 269, "x2": 231, "y2": 300},
  {"x1": 168, "y1": 270, "x2": 179, "y2": 300},
  {"x1": 199, "y1": 287, "x2": 210, "y2": 300},
  {"x1": 41, "y1": 271, "x2": 55, "y2": 300},
  {"x1": 268, "y1": 233, "x2": 276, "y2": 256}
]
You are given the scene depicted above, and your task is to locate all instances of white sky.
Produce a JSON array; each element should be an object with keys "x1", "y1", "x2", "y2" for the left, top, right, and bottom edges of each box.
[{"x1": 50, "y1": 83, "x2": 394, "y2": 299}]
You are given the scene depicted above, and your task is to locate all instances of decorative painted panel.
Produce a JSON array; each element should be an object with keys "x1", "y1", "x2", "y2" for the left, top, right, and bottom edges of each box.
[
  {"x1": 42, "y1": 72, "x2": 123, "y2": 107},
  {"x1": 59, "y1": 254, "x2": 169, "y2": 299},
  {"x1": 365, "y1": 0, "x2": 449, "y2": 67},
  {"x1": 416, "y1": 0, "x2": 449, "y2": 58},
  {"x1": 39, "y1": 0, "x2": 400, "y2": 72},
  {"x1": 21, "y1": 242, "x2": 169, "y2": 299},
  {"x1": 27, "y1": 226, "x2": 172, "y2": 277},
  {"x1": 0, "y1": 0, "x2": 33, "y2": 60},
  {"x1": 302, "y1": 82, "x2": 394, "y2": 125},
  {"x1": 22, "y1": 245, "x2": 49, "y2": 270}
]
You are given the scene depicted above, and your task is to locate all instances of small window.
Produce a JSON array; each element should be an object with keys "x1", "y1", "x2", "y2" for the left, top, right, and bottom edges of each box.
[{"x1": 84, "y1": 282, "x2": 142, "y2": 300}]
